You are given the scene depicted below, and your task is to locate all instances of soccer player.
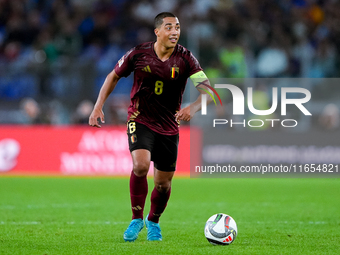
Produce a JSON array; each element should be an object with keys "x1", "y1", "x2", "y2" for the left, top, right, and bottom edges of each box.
[{"x1": 89, "y1": 12, "x2": 211, "y2": 241}]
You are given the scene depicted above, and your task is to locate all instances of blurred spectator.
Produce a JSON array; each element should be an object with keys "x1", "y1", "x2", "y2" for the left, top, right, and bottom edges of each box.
[
  {"x1": 4, "y1": 10, "x2": 26, "y2": 45},
  {"x1": 20, "y1": 97, "x2": 49, "y2": 124},
  {"x1": 72, "y1": 99, "x2": 94, "y2": 124},
  {"x1": 255, "y1": 39, "x2": 289, "y2": 77},
  {"x1": 2, "y1": 41, "x2": 21, "y2": 62},
  {"x1": 34, "y1": 28, "x2": 58, "y2": 63},
  {"x1": 219, "y1": 38, "x2": 248, "y2": 78},
  {"x1": 292, "y1": 21, "x2": 314, "y2": 77},
  {"x1": 318, "y1": 103, "x2": 339, "y2": 131},
  {"x1": 54, "y1": 19, "x2": 82, "y2": 58},
  {"x1": 308, "y1": 38, "x2": 337, "y2": 78}
]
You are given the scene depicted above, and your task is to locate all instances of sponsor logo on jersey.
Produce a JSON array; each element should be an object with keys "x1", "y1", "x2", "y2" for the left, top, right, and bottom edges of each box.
[{"x1": 141, "y1": 65, "x2": 151, "y2": 73}]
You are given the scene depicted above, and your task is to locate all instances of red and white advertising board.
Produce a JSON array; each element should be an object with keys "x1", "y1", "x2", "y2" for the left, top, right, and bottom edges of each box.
[{"x1": 0, "y1": 126, "x2": 200, "y2": 176}]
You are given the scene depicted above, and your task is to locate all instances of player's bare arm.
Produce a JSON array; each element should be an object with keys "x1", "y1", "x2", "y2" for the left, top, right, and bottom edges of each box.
[{"x1": 89, "y1": 70, "x2": 120, "y2": 128}]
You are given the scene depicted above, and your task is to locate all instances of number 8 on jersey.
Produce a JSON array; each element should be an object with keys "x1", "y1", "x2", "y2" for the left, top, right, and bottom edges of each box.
[{"x1": 155, "y1": 80, "x2": 164, "y2": 95}]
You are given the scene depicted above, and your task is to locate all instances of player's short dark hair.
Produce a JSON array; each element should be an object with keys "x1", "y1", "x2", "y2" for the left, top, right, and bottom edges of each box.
[{"x1": 154, "y1": 12, "x2": 177, "y2": 28}]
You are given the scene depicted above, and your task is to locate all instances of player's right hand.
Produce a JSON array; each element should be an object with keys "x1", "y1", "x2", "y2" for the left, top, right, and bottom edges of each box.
[{"x1": 89, "y1": 108, "x2": 105, "y2": 128}]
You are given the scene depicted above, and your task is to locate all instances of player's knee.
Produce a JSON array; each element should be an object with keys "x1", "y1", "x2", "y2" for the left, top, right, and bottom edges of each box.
[
  {"x1": 132, "y1": 161, "x2": 149, "y2": 177},
  {"x1": 155, "y1": 181, "x2": 171, "y2": 193}
]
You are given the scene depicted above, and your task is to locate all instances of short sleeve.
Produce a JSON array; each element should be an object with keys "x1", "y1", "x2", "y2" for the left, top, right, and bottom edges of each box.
[
  {"x1": 187, "y1": 52, "x2": 203, "y2": 77},
  {"x1": 114, "y1": 48, "x2": 135, "y2": 77}
]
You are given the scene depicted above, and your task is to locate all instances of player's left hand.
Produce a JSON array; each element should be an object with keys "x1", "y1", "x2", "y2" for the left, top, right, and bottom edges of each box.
[
  {"x1": 89, "y1": 107, "x2": 105, "y2": 128},
  {"x1": 175, "y1": 106, "x2": 193, "y2": 122}
]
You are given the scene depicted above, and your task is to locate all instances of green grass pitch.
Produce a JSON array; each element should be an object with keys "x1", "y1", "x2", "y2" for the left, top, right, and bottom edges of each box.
[{"x1": 0, "y1": 177, "x2": 339, "y2": 255}]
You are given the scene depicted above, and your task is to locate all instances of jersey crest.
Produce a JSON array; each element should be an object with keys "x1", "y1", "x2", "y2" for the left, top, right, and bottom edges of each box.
[{"x1": 170, "y1": 66, "x2": 179, "y2": 80}]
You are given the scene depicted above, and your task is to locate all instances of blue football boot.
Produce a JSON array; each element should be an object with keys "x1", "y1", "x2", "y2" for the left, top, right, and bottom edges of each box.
[
  {"x1": 123, "y1": 219, "x2": 144, "y2": 242},
  {"x1": 145, "y1": 214, "x2": 162, "y2": 241}
]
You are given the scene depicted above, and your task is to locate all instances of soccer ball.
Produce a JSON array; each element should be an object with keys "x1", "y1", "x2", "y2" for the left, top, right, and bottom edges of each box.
[{"x1": 204, "y1": 213, "x2": 237, "y2": 245}]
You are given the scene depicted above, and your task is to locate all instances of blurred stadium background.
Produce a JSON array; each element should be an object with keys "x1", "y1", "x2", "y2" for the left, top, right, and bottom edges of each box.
[
  {"x1": 1, "y1": 0, "x2": 340, "y2": 175},
  {"x1": 1, "y1": 2, "x2": 340, "y2": 254}
]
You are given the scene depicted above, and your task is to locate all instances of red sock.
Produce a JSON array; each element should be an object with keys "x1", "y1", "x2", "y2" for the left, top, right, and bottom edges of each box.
[
  {"x1": 148, "y1": 187, "x2": 171, "y2": 223},
  {"x1": 130, "y1": 171, "x2": 148, "y2": 220}
]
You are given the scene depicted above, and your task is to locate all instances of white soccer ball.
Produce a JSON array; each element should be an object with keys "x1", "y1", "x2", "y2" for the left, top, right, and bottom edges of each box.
[{"x1": 204, "y1": 213, "x2": 237, "y2": 245}]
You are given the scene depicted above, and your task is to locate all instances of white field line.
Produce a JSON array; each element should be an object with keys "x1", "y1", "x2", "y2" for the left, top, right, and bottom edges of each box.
[{"x1": 0, "y1": 203, "x2": 95, "y2": 210}]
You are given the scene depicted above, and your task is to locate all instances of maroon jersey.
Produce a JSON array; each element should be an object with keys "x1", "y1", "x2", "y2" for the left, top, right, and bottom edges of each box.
[{"x1": 114, "y1": 42, "x2": 202, "y2": 135}]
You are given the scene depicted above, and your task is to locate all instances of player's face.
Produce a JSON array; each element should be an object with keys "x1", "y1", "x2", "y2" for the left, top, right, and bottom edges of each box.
[{"x1": 155, "y1": 17, "x2": 180, "y2": 49}]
